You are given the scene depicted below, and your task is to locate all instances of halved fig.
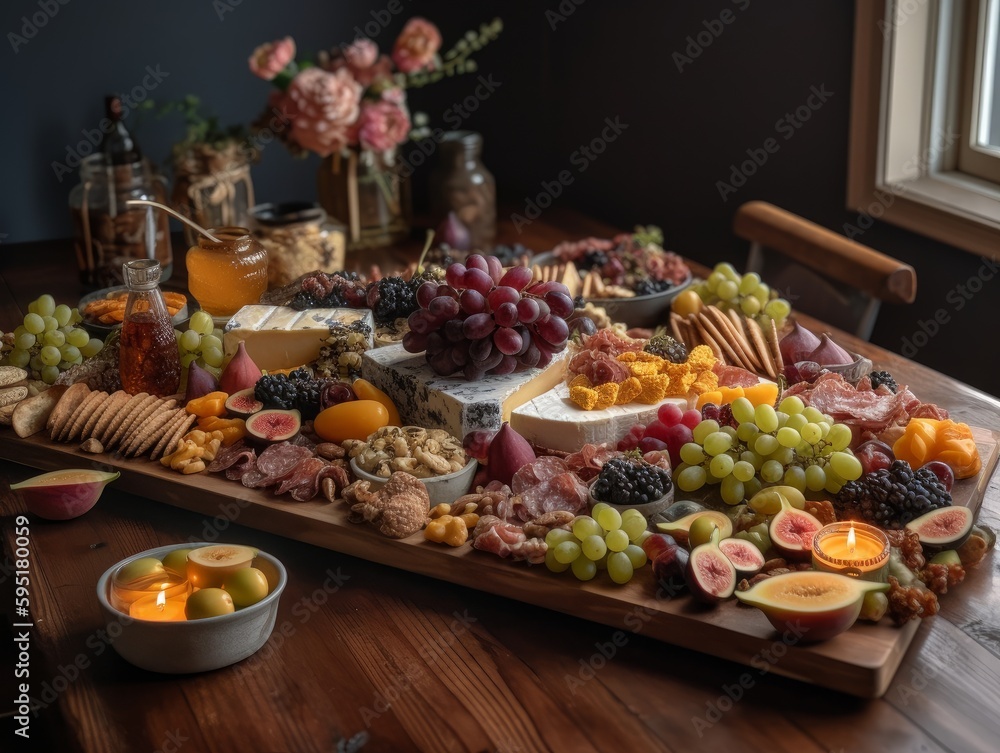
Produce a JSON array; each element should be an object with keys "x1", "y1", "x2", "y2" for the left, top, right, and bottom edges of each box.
[
  {"x1": 769, "y1": 495, "x2": 823, "y2": 560},
  {"x1": 736, "y1": 571, "x2": 889, "y2": 641},
  {"x1": 685, "y1": 530, "x2": 737, "y2": 604},
  {"x1": 11, "y1": 468, "x2": 119, "y2": 520},
  {"x1": 718, "y1": 537, "x2": 766, "y2": 578},
  {"x1": 225, "y1": 387, "x2": 264, "y2": 418},
  {"x1": 905, "y1": 506, "x2": 974, "y2": 551},
  {"x1": 657, "y1": 511, "x2": 732, "y2": 549},
  {"x1": 245, "y1": 408, "x2": 301, "y2": 445}
]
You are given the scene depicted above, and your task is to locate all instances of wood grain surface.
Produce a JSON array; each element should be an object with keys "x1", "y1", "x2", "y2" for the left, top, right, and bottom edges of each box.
[{"x1": 1, "y1": 214, "x2": 999, "y2": 752}]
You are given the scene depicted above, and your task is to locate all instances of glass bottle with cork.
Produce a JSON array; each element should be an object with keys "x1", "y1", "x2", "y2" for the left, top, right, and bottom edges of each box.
[
  {"x1": 119, "y1": 259, "x2": 181, "y2": 396},
  {"x1": 69, "y1": 95, "x2": 172, "y2": 288}
]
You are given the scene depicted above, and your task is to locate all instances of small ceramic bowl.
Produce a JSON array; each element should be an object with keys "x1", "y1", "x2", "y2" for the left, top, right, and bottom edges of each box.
[
  {"x1": 96, "y1": 543, "x2": 286, "y2": 674},
  {"x1": 350, "y1": 457, "x2": 478, "y2": 506},
  {"x1": 531, "y1": 251, "x2": 693, "y2": 328},
  {"x1": 587, "y1": 483, "x2": 675, "y2": 518},
  {"x1": 79, "y1": 286, "x2": 195, "y2": 337}
]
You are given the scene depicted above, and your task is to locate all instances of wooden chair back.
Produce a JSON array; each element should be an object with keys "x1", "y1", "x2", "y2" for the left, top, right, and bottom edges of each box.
[{"x1": 733, "y1": 201, "x2": 916, "y2": 339}]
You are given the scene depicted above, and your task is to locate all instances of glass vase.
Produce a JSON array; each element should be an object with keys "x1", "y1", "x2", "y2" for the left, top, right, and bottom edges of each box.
[{"x1": 316, "y1": 149, "x2": 410, "y2": 251}]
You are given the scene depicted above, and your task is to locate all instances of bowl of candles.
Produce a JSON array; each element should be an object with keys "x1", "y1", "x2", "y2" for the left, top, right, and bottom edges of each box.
[{"x1": 96, "y1": 542, "x2": 286, "y2": 674}]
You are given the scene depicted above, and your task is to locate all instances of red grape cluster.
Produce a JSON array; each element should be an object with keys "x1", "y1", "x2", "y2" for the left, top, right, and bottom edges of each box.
[
  {"x1": 402, "y1": 254, "x2": 574, "y2": 379},
  {"x1": 616, "y1": 402, "x2": 702, "y2": 468}
]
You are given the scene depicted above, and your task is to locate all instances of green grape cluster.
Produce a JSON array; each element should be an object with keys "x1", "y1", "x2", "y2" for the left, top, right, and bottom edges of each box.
[
  {"x1": 673, "y1": 395, "x2": 863, "y2": 504},
  {"x1": 544, "y1": 505, "x2": 650, "y2": 584},
  {"x1": 175, "y1": 311, "x2": 225, "y2": 379},
  {"x1": 693, "y1": 262, "x2": 792, "y2": 330},
  {"x1": 1, "y1": 294, "x2": 104, "y2": 384}
]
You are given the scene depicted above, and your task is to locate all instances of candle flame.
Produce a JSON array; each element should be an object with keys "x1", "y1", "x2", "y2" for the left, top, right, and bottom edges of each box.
[
  {"x1": 847, "y1": 524, "x2": 856, "y2": 557},
  {"x1": 156, "y1": 590, "x2": 166, "y2": 610}
]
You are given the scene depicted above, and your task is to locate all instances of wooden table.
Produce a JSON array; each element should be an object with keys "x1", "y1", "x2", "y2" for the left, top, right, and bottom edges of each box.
[{"x1": 1, "y1": 214, "x2": 999, "y2": 753}]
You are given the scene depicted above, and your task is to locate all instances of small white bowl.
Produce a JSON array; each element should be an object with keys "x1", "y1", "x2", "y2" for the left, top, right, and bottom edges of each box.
[
  {"x1": 588, "y1": 482, "x2": 675, "y2": 518},
  {"x1": 350, "y1": 457, "x2": 478, "y2": 506},
  {"x1": 96, "y1": 543, "x2": 286, "y2": 674}
]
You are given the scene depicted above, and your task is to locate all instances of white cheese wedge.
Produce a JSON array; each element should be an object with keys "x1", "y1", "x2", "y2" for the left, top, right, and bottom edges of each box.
[
  {"x1": 362, "y1": 344, "x2": 568, "y2": 438},
  {"x1": 511, "y1": 382, "x2": 688, "y2": 453},
  {"x1": 223, "y1": 305, "x2": 374, "y2": 371}
]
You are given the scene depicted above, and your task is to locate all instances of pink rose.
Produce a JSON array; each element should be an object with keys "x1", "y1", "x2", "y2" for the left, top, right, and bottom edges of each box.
[
  {"x1": 355, "y1": 101, "x2": 411, "y2": 152},
  {"x1": 249, "y1": 36, "x2": 296, "y2": 81},
  {"x1": 392, "y1": 18, "x2": 442, "y2": 73},
  {"x1": 344, "y1": 38, "x2": 378, "y2": 69},
  {"x1": 286, "y1": 68, "x2": 363, "y2": 157}
]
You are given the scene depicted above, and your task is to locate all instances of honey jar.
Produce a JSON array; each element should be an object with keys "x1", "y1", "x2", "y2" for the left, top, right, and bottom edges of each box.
[{"x1": 186, "y1": 227, "x2": 268, "y2": 319}]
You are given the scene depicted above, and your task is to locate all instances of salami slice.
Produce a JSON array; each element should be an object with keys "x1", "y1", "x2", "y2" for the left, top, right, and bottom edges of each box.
[
  {"x1": 256, "y1": 442, "x2": 313, "y2": 478},
  {"x1": 206, "y1": 441, "x2": 255, "y2": 473}
]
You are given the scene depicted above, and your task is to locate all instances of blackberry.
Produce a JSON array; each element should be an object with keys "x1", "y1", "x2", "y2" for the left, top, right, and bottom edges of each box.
[
  {"x1": 490, "y1": 243, "x2": 531, "y2": 266},
  {"x1": 366, "y1": 276, "x2": 417, "y2": 326},
  {"x1": 643, "y1": 334, "x2": 688, "y2": 364},
  {"x1": 254, "y1": 374, "x2": 298, "y2": 410},
  {"x1": 581, "y1": 250, "x2": 609, "y2": 270},
  {"x1": 835, "y1": 459, "x2": 951, "y2": 529},
  {"x1": 591, "y1": 457, "x2": 672, "y2": 507},
  {"x1": 634, "y1": 278, "x2": 672, "y2": 297},
  {"x1": 294, "y1": 379, "x2": 324, "y2": 419},
  {"x1": 869, "y1": 370, "x2": 899, "y2": 393}
]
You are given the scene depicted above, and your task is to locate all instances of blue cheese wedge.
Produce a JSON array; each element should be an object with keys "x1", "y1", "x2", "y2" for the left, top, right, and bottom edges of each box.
[
  {"x1": 511, "y1": 383, "x2": 687, "y2": 453},
  {"x1": 224, "y1": 305, "x2": 374, "y2": 371},
  {"x1": 362, "y1": 344, "x2": 568, "y2": 438}
]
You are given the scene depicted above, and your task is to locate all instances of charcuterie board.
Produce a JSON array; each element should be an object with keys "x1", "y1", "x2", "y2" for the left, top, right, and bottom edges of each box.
[{"x1": 1, "y1": 426, "x2": 997, "y2": 698}]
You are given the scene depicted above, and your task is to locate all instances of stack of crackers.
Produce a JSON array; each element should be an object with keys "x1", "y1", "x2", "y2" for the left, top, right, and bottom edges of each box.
[
  {"x1": 12, "y1": 382, "x2": 195, "y2": 460},
  {"x1": 670, "y1": 305, "x2": 784, "y2": 380},
  {"x1": 0, "y1": 366, "x2": 30, "y2": 426},
  {"x1": 530, "y1": 261, "x2": 582, "y2": 297}
]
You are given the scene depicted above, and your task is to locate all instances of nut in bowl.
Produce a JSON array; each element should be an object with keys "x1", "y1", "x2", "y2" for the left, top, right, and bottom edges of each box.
[
  {"x1": 351, "y1": 456, "x2": 478, "y2": 506},
  {"x1": 96, "y1": 543, "x2": 286, "y2": 674}
]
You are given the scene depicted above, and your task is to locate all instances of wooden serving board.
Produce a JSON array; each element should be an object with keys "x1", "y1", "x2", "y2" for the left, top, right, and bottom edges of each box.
[{"x1": 1, "y1": 426, "x2": 997, "y2": 699}]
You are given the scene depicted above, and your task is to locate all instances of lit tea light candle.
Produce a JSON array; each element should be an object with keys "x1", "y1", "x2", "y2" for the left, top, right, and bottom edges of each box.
[
  {"x1": 812, "y1": 522, "x2": 890, "y2": 582},
  {"x1": 110, "y1": 575, "x2": 189, "y2": 613},
  {"x1": 129, "y1": 589, "x2": 189, "y2": 622}
]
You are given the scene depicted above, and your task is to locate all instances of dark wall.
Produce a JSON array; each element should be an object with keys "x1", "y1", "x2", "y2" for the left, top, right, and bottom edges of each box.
[{"x1": 1, "y1": 0, "x2": 996, "y2": 395}]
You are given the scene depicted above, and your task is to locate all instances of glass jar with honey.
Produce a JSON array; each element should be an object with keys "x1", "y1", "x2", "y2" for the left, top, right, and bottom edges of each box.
[
  {"x1": 185, "y1": 227, "x2": 268, "y2": 320},
  {"x1": 119, "y1": 259, "x2": 181, "y2": 397}
]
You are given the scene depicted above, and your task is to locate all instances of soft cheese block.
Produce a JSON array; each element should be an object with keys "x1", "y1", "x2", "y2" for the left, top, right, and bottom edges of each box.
[
  {"x1": 224, "y1": 305, "x2": 374, "y2": 371},
  {"x1": 511, "y1": 382, "x2": 688, "y2": 453},
  {"x1": 362, "y1": 344, "x2": 568, "y2": 438}
]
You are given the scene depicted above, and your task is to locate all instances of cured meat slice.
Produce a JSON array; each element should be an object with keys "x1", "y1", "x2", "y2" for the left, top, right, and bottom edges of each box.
[
  {"x1": 517, "y1": 471, "x2": 589, "y2": 521},
  {"x1": 256, "y1": 442, "x2": 313, "y2": 478},
  {"x1": 206, "y1": 441, "x2": 255, "y2": 473},
  {"x1": 275, "y1": 457, "x2": 326, "y2": 497},
  {"x1": 472, "y1": 516, "x2": 546, "y2": 563},
  {"x1": 567, "y1": 350, "x2": 630, "y2": 385},
  {"x1": 511, "y1": 456, "x2": 568, "y2": 494},
  {"x1": 712, "y1": 362, "x2": 759, "y2": 388},
  {"x1": 565, "y1": 444, "x2": 618, "y2": 481}
]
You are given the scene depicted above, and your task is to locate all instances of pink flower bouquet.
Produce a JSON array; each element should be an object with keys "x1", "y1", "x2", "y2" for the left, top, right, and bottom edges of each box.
[{"x1": 249, "y1": 17, "x2": 502, "y2": 159}]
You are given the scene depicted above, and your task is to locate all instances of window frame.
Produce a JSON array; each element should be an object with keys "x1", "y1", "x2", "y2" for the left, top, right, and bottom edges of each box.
[{"x1": 848, "y1": 0, "x2": 1000, "y2": 256}]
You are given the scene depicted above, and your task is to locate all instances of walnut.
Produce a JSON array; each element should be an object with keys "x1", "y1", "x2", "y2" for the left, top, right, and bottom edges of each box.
[
  {"x1": 346, "y1": 472, "x2": 430, "y2": 538},
  {"x1": 523, "y1": 510, "x2": 576, "y2": 539}
]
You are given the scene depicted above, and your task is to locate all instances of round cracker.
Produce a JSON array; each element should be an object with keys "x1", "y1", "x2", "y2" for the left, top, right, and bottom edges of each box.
[
  {"x1": 134, "y1": 407, "x2": 185, "y2": 458},
  {"x1": 92, "y1": 392, "x2": 131, "y2": 444},
  {"x1": 63, "y1": 390, "x2": 107, "y2": 442},
  {"x1": 107, "y1": 394, "x2": 159, "y2": 451},
  {"x1": 158, "y1": 413, "x2": 198, "y2": 461},
  {"x1": 48, "y1": 383, "x2": 91, "y2": 440},
  {"x1": 125, "y1": 399, "x2": 178, "y2": 457},
  {"x1": 119, "y1": 397, "x2": 172, "y2": 452},
  {"x1": 98, "y1": 392, "x2": 146, "y2": 446},
  {"x1": 150, "y1": 410, "x2": 193, "y2": 461},
  {"x1": 80, "y1": 390, "x2": 121, "y2": 441}
]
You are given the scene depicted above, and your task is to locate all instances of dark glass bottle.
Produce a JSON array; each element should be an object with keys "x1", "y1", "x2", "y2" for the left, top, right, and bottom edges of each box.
[
  {"x1": 428, "y1": 131, "x2": 496, "y2": 250},
  {"x1": 119, "y1": 259, "x2": 181, "y2": 396},
  {"x1": 103, "y1": 95, "x2": 142, "y2": 165}
]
